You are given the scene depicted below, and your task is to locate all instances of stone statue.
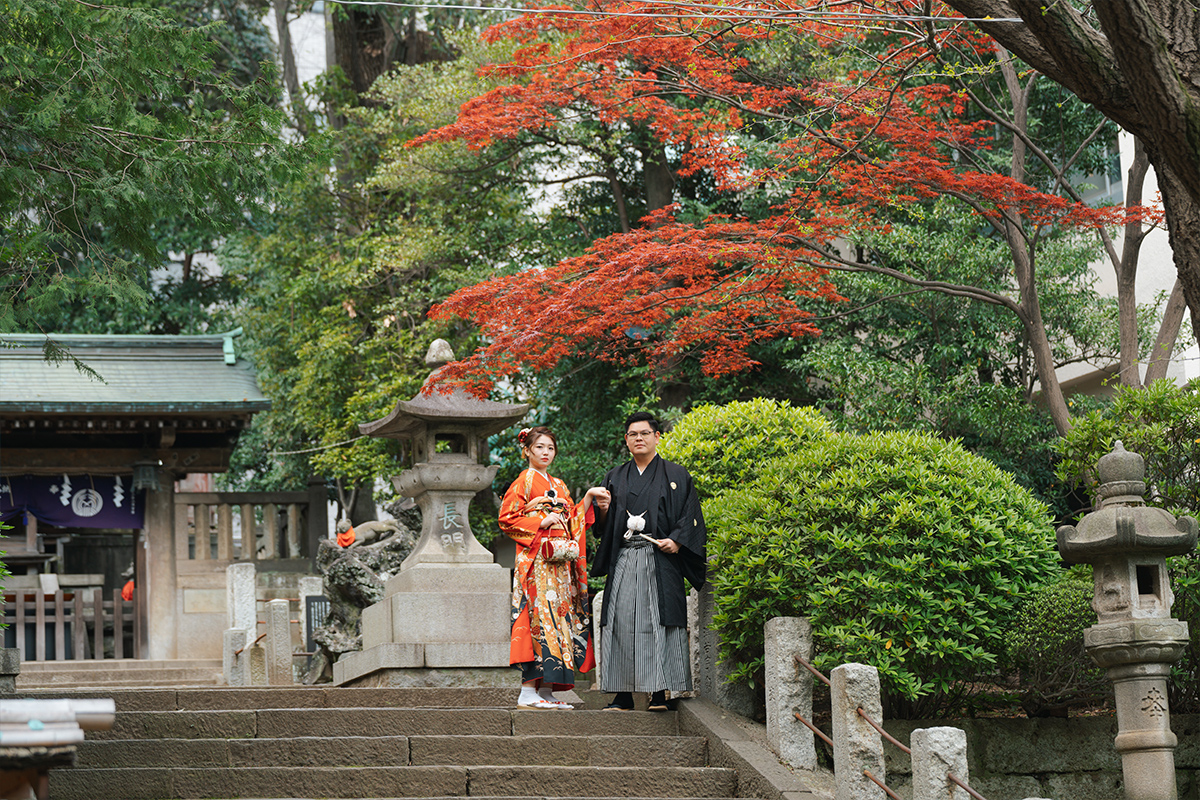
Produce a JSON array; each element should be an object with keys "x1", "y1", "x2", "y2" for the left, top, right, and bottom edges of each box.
[
  {"x1": 301, "y1": 517, "x2": 419, "y2": 684},
  {"x1": 337, "y1": 517, "x2": 407, "y2": 549}
]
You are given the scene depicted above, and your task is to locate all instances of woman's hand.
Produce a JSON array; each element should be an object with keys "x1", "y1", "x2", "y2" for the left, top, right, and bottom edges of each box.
[
  {"x1": 539, "y1": 512, "x2": 564, "y2": 529},
  {"x1": 587, "y1": 486, "x2": 611, "y2": 512}
]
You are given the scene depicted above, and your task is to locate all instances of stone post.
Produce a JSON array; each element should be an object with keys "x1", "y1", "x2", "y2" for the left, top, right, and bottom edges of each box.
[
  {"x1": 764, "y1": 616, "x2": 816, "y2": 770},
  {"x1": 831, "y1": 663, "x2": 885, "y2": 800},
  {"x1": 911, "y1": 727, "x2": 968, "y2": 800},
  {"x1": 688, "y1": 584, "x2": 756, "y2": 716},
  {"x1": 224, "y1": 628, "x2": 248, "y2": 687},
  {"x1": 249, "y1": 642, "x2": 267, "y2": 685},
  {"x1": 223, "y1": 562, "x2": 257, "y2": 686},
  {"x1": 0, "y1": 648, "x2": 20, "y2": 694},
  {"x1": 226, "y1": 563, "x2": 256, "y2": 631},
  {"x1": 265, "y1": 598, "x2": 293, "y2": 685},
  {"x1": 1057, "y1": 442, "x2": 1196, "y2": 800}
]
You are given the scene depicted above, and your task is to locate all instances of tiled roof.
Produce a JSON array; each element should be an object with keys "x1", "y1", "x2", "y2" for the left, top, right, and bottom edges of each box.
[{"x1": 0, "y1": 331, "x2": 270, "y2": 414}]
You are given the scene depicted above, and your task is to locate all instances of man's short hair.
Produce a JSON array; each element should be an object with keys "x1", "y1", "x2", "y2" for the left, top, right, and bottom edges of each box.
[{"x1": 624, "y1": 410, "x2": 662, "y2": 433}]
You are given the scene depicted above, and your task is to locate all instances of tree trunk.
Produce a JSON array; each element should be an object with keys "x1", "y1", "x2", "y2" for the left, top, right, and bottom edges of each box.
[
  {"x1": 941, "y1": 0, "x2": 1200, "y2": 385},
  {"x1": 997, "y1": 52, "x2": 1073, "y2": 435},
  {"x1": 606, "y1": 164, "x2": 631, "y2": 233},
  {"x1": 1116, "y1": 138, "x2": 1150, "y2": 387},
  {"x1": 329, "y1": 7, "x2": 401, "y2": 97},
  {"x1": 1153, "y1": 160, "x2": 1200, "y2": 351},
  {"x1": 272, "y1": 0, "x2": 311, "y2": 137},
  {"x1": 641, "y1": 141, "x2": 675, "y2": 213},
  {"x1": 1145, "y1": 278, "x2": 1187, "y2": 384}
]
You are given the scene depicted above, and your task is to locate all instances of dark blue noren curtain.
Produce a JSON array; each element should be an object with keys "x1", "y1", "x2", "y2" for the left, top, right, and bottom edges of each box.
[{"x1": 0, "y1": 475, "x2": 145, "y2": 529}]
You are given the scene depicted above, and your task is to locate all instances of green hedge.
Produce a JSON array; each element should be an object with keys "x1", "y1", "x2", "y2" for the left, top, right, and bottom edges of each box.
[
  {"x1": 659, "y1": 398, "x2": 833, "y2": 499},
  {"x1": 1004, "y1": 568, "x2": 1109, "y2": 716},
  {"x1": 682, "y1": 418, "x2": 1057, "y2": 713}
]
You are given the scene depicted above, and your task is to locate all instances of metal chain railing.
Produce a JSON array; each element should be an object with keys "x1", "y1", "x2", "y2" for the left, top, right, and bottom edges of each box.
[{"x1": 791, "y1": 653, "x2": 993, "y2": 800}]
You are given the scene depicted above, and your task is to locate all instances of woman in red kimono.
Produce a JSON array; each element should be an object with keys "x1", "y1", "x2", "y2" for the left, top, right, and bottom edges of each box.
[{"x1": 499, "y1": 426, "x2": 609, "y2": 709}]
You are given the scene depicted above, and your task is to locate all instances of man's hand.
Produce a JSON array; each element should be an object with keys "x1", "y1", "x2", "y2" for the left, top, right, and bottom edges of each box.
[{"x1": 655, "y1": 538, "x2": 679, "y2": 554}]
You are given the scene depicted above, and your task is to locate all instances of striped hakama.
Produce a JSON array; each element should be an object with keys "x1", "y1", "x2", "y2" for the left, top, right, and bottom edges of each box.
[{"x1": 599, "y1": 541, "x2": 692, "y2": 693}]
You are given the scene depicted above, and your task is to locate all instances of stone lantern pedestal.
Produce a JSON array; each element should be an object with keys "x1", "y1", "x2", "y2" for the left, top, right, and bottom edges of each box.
[
  {"x1": 333, "y1": 342, "x2": 528, "y2": 687},
  {"x1": 1057, "y1": 442, "x2": 1197, "y2": 800}
]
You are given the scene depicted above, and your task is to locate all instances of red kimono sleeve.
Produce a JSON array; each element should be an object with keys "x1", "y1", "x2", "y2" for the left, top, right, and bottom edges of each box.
[{"x1": 498, "y1": 471, "x2": 541, "y2": 547}]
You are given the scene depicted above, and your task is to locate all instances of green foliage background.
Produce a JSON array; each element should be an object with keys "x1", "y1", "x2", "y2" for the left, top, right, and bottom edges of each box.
[
  {"x1": 1, "y1": 0, "x2": 294, "y2": 334},
  {"x1": 1057, "y1": 379, "x2": 1200, "y2": 712}
]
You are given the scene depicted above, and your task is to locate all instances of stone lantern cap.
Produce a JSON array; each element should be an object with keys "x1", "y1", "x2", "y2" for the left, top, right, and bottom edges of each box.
[
  {"x1": 358, "y1": 390, "x2": 529, "y2": 441},
  {"x1": 1057, "y1": 441, "x2": 1198, "y2": 563},
  {"x1": 357, "y1": 340, "x2": 529, "y2": 441}
]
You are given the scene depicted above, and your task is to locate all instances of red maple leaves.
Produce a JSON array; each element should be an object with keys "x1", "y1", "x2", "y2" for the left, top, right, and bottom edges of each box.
[
  {"x1": 414, "y1": 0, "x2": 1142, "y2": 395},
  {"x1": 430, "y1": 208, "x2": 844, "y2": 395}
]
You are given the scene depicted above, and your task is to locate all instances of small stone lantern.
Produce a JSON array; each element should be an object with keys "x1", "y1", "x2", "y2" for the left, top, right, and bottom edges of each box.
[
  {"x1": 332, "y1": 341, "x2": 529, "y2": 687},
  {"x1": 1056, "y1": 441, "x2": 1197, "y2": 800}
]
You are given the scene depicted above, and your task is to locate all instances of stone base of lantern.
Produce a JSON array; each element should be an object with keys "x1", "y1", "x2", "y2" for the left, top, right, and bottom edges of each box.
[
  {"x1": 333, "y1": 562, "x2": 514, "y2": 687},
  {"x1": 333, "y1": 648, "x2": 514, "y2": 687}
]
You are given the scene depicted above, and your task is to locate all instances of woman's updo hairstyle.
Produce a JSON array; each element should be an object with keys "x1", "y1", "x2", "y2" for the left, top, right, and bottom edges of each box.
[{"x1": 518, "y1": 426, "x2": 557, "y2": 450}]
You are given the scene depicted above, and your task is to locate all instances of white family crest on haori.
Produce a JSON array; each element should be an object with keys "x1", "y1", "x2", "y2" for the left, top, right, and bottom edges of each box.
[{"x1": 623, "y1": 510, "x2": 647, "y2": 540}]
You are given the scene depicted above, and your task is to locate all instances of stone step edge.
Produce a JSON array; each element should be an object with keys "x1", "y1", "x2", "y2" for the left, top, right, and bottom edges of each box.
[
  {"x1": 76, "y1": 733, "x2": 709, "y2": 768},
  {"x1": 19, "y1": 659, "x2": 222, "y2": 671},
  {"x1": 52, "y1": 764, "x2": 739, "y2": 799}
]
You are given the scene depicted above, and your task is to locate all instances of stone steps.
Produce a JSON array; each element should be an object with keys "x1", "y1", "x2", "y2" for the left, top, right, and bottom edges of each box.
[
  {"x1": 84, "y1": 707, "x2": 682, "y2": 741},
  {"x1": 77, "y1": 734, "x2": 707, "y2": 768},
  {"x1": 17, "y1": 659, "x2": 224, "y2": 689},
  {"x1": 51, "y1": 765, "x2": 738, "y2": 800},
  {"x1": 40, "y1": 687, "x2": 742, "y2": 800}
]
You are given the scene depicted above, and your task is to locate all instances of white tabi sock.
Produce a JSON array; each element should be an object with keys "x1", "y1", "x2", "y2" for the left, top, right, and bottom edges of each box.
[{"x1": 518, "y1": 685, "x2": 541, "y2": 706}]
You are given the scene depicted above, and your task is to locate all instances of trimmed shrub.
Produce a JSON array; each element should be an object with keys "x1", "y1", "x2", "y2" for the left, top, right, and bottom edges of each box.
[
  {"x1": 1004, "y1": 567, "x2": 1109, "y2": 716},
  {"x1": 659, "y1": 398, "x2": 834, "y2": 499},
  {"x1": 705, "y1": 429, "x2": 1058, "y2": 717}
]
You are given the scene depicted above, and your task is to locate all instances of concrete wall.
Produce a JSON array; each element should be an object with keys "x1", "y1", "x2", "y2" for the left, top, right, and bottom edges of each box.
[{"x1": 880, "y1": 713, "x2": 1200, "y2": 800}]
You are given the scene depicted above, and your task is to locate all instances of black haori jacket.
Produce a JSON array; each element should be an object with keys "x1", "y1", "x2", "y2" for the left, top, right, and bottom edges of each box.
[{"x1": 590, "y1": 455, "x2": 707, "y2": 628}]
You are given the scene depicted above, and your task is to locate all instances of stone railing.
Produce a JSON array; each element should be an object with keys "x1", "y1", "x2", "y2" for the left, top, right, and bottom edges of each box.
[{"x1": 762, "y1": 616, "x2": 1053, "y2": 800}]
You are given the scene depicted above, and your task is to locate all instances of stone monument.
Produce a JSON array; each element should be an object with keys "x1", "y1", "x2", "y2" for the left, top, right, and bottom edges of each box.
[
  {"x1": 1056, "y1": 441, "x2": 1197, "y2": 800},
  {"x1": 333, "y1": 340, "x2": 528, "y2": 687}
]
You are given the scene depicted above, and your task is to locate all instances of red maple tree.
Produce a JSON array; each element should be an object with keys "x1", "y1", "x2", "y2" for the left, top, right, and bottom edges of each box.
[{"x1": 412, "y1": 0, "x2": 1145, "y2": 398}]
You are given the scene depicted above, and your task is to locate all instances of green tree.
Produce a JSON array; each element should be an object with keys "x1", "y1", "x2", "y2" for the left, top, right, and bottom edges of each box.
[
  {"x1": 1, "y1": 0, "x2": 294, "y2": 333},
  {"x1": 793, "y1": 202, "x2": 1118, "y2": 514},
  {"x1": 228, "y1": 38, "x2": 544, "y2": 516}
]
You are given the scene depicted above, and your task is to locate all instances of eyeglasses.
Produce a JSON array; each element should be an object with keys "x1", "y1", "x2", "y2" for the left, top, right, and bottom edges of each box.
[{"x1": 625, "y1": 430, "x2": 657, "y2": 440}]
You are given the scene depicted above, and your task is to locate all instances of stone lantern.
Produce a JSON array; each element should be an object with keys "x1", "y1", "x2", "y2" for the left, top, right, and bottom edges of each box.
[
  {"x1": 332, "y1": 341, "x2": 529, "y2": 687},
  {"x1": 1056, "y1": 441, "x2": 1197, "y2": 800}
]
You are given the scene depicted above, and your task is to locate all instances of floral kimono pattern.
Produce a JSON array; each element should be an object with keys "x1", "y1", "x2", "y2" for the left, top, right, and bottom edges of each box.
[{"x1": 498, "y1": 468, "x2": 592, "y2": 687}]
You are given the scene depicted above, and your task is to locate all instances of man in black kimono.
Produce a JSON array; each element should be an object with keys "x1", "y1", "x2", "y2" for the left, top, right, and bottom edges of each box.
[{"x1": 590, "y1": 411, "x2": 707, "y2": 711}]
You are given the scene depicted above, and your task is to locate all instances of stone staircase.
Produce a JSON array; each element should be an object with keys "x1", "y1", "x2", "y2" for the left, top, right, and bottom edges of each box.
[
  {"x1": 15, "y1": 687, "x2": 768, "y2": 800},
  {"x1": 17, "y1": 660, "x2": 224, "y2": 689}
]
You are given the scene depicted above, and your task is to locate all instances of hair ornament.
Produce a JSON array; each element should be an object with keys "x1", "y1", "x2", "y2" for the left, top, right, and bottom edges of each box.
[{"x1": 517, "y1": 428, "x2": 532, "y2": 446}]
